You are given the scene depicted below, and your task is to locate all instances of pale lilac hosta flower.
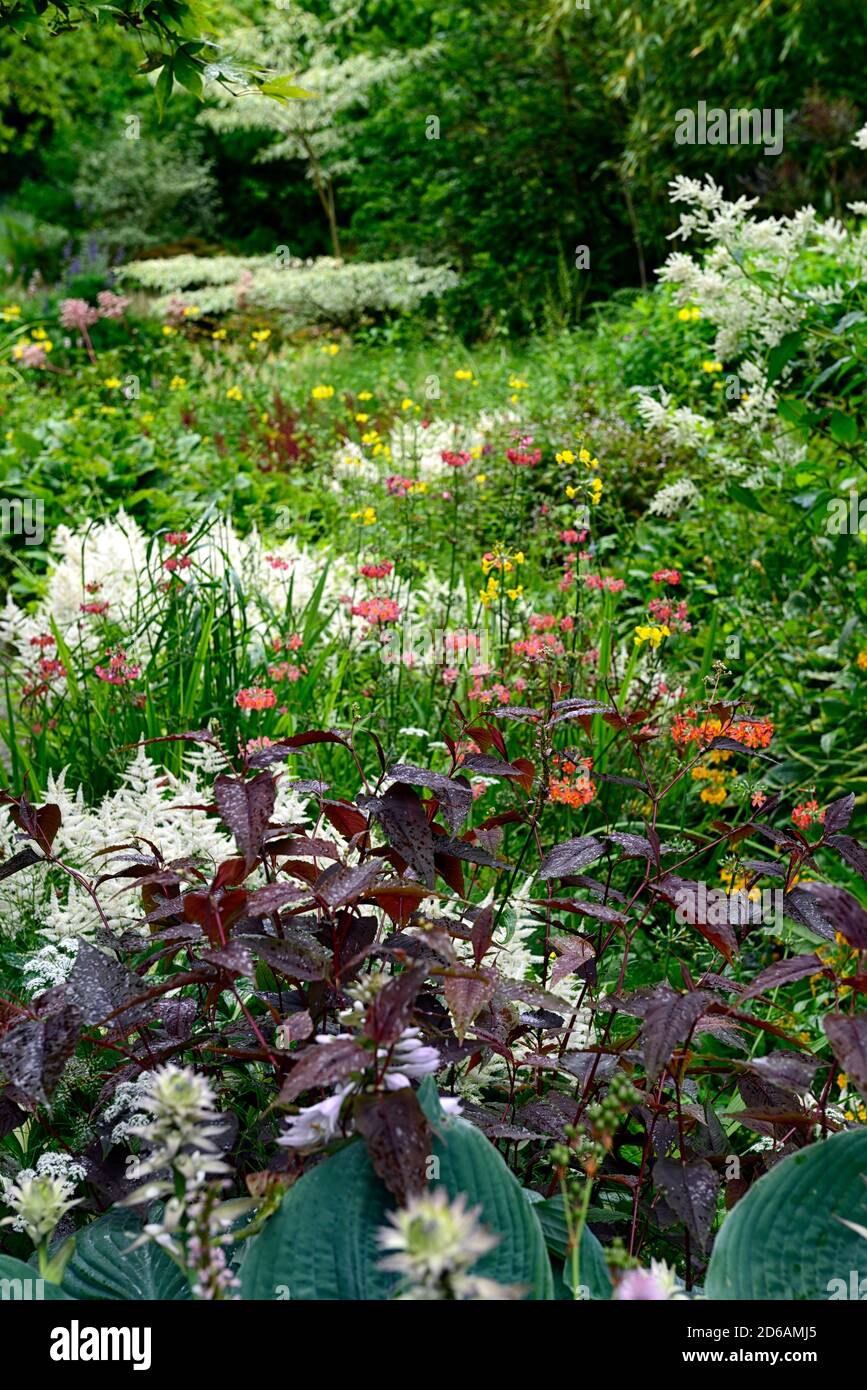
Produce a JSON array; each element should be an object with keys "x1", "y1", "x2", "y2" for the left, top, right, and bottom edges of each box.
[
  {"x1": 96, "y1": 290, "x2": 130, "y2": 319},
  {"x1": 615, "y1": 1258, "x2": 683, "y2": 1300},
  {"x1": 59, "y1": 298, "x2": 98, "y2": 332},
  {"x1": 279, "y1": 1026, "x2": 442, "y2": 1152},
  {"x1": 381, "y1": 1027, "x2": 441, "y2": 1089},
  {"x1": 377, "y1": 1188, "x2": 523, "y2": 1301},
  {"x1": 278, "y1": 1086, "x2": 350, "y2": 1153}
]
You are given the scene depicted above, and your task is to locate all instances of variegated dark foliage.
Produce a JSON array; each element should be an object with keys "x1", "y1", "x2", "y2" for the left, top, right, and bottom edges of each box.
[{"x1": 0, "y1": 698, "x2": 864, "y2": 1281}]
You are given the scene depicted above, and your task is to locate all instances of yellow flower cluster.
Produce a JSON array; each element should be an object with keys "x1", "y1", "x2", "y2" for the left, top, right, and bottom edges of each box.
[
  {"x1": 677, "y1": 306, "x2": 702, "y2": 322},
  {"x1": 351, "y1": 506, "x2": 377, "y2": 526},
  {"x1": 312, "y1": 384, "x2": 335, "y2": 400},
  {"x1": 633, "y1": 623, "x2": 670, "y2": 648}
]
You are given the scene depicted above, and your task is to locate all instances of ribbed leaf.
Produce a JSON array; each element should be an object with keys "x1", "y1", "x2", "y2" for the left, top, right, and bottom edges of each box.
[
  {"x1": 241, "y1": 1079, "x2": 554, "y2": 1299},
  {"x1": 0, "y1": 1255, "x2": 73, "y2": 1300},
  {"x1": 706, "y1": 1130, "x2": 867, "y2": 1299},
  {"x1": 61, "y1": 1210, "x2": 190, "y2": 1301}
]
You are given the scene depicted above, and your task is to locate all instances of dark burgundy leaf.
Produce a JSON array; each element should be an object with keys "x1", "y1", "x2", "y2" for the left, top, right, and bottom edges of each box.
[
  {"x1": 744, "y1": 1052, "x2": 819, "y2": 1092},
  {"x1": 653, "y1": 1157, "x2": 720, "y2": 1252},
  {"x1": 0, "y1": 845, "x2": 42, "y2": 883},
  {"x1": 538, "y1": 835, "x2": 606, "y2": 880},
  {"x1": 457, "y1": 754, "x2": 524, "y2": 778},
  {"x1": 642, "y1": 988, "x2": 712, "y2": 1081},
  {"x1": 355, "y1": 1088, "x2": 431, "y2": 1204},
  {"x1": 824, "y1": 1014, "x2": 867, "y2": 1096},
  {"x1": 359, "y1": 785, "x2": 435, "y2": 887},
  {"x1": 315, "y1": 859, "x2": 383, "y2": 908},
  {"x1": 279, "y1": 1036, "x2": 369, "y2": 1102},
  {"x1": 66, "y1": 941, "x2": 149, "y2": 1025},
  {"x1": 740, "y1": 953, "x2": 825, "y2": 1002},
  {"x1": 708, "y1": 735, "x2": 777, "y2": 762},
  {"x1": 823, "y1": 794, "x2": 855, "y2": 836},
  {"x1": 827, "y1": 834, "x2": 867, "y2": 884},
  {"x1": 245, "y1": 882, "x2": 310, "y2": 917},
  {"x1": 214, "y1": 772, "x2": 276, "y2": 867},
  {"x1": 781, "y1": 888, "x2": 836, "y2": 940},
  {"x1": 386, "y1": 764, "x2": 472, "y2": 834},
  {"x1": 365, "y1": 964, "x2": 427, "y2": 1043},
  {"x1": 549, "y1": 937, "x2": 596, "y2": 987},
  {"x1": 201, "y1": 942, "x2": 255, "y2": 976},
  {"x1": 800, "y1": 883, "x2": 867, "y2": 949},
  {"x1": 0, "y1": 1005, "x2": 80, "y2": 1106},
  {"x1": 248, "y1": 929, "x2": 331, "y2": 982},
  {"x1": 443, "y1": 967, "x2": 497, "y2": 1040}
]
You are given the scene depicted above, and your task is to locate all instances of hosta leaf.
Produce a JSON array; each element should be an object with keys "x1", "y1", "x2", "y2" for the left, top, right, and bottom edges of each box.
[
  {"x1": 240, "y1": 1078, "x2": 554, "y2": 1300},
  {"x1": 61, "y1": 1210, "x2": 191, "y2": 1300},
  {"x1": 706, "y1": 1130, "x2": 867, "y2": 1299},
  {"x1": 0, "y1": 1255, "x2": 73, "y2": 1300}
]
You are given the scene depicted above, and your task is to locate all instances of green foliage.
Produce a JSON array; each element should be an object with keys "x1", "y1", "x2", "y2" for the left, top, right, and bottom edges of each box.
[{"x1": 61, "y1": 1208, "x2": 191, "y2": 1300}]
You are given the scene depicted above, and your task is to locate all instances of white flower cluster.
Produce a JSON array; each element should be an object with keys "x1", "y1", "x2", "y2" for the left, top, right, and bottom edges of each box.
[
  {"x1": 121, "y1": 255, "x2": 458, "y2": 328},
  {"x1": 1, "y1": 744, "x2": 310, "y2": 962},
  {"x1": 0, "y1": 510, "x2": 351, "y2": 670},
  {"x1": 0, "y1": 1152, "x2": 85, "y2": 1243},
  {"x1": 635, "y1": 170, "x2": 867, "y2": 510}
]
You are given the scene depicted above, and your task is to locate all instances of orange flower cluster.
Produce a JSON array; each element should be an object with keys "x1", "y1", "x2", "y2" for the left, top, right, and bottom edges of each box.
[
  {"x1": 549, "y1": 754, "x2": 595, "y2": 808},
  {"x1": 671, "y1": 711, "x2": 774, "y2": 751}
]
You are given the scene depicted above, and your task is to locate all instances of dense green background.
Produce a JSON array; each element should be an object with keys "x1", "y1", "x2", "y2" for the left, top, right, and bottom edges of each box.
[{"x1": 2, "y1": 0, "x2": 865, "y2": 335}]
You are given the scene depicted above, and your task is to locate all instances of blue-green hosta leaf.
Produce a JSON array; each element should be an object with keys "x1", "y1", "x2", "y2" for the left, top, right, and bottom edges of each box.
[
  {"x1": 706, "y1": 1129, "x2": 867, "y2": 1299},
  {"x1": 241, "y1": 1079, "x2": 554, "y2": 1300},
  {"x1": 61, "y1": 1210, "x2": 190, "y2": 1301},
  {"x1": 0, "y1": 1255, "x2": 73, "y2": 1301}
]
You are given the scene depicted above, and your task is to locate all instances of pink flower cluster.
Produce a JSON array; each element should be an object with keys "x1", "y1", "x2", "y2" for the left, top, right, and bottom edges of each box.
[
  {"x1": 584, "y1": 573, "x2": 625, "y2": 593},
  {"x1": 653, "y1": 569, "x2": 681, "y2": 585},
  {"x1": 95, "y1": 647, "x2": 141, "y2": 686},
  {"x1": 351, "y1": 596, "x2": 401, "y2": 625}
]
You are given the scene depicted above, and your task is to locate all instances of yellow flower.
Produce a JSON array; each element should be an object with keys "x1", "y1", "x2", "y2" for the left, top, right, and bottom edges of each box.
[
  {"x1": 350, "y1": 506, "x2": 377, "y2": 526},
  {"x1": 579, "y1": 448, "x2": 591, "y2": 463},
  {"x1": 40, "y1": 339, "x2": 53, "y2": 353},
  {"x1": 312, "y1": 384, "x2": 335, "y2": 400},
  {"x1": 361, "y1": 430, "x2": 380, "y2": 445},
  {"x1": 321, "y1": 343, "x2": 340, "y2": 356},
  {"x1": 634, "y1": 624, "x2": 670, "y2": 649},
  {"x1": 479, "y1": 575, "x2": 499, "y2": 606},
  {"x1": 401, "y1": 398, "x2": 414, "y2": 411},
  {"x1": 226, "y1": 386, "x2": 243, "y2": 401},
  {"x1": 506, "y1": 585, "x2": 523, "y2": 601},
  {"x1": 169, "y1": 376, "x2": 186, "y2": 391},
  {"x1": 474, "y1": 473, "x2": 487, "y2": 485},
  {"x1": 103, "y1": 376, "x2": 121, "y2": 389},
  {"x1": 556, "y1": 449, "x2": 575, "y2": 465},
  {"x1": 508, "y1": 375, "x2": 528, "y2": 390},
  {"x1": 589, "y1": 478, "x2": 603, "y2": 505},
  {"x1": 355, "y1": 413, "x2": 370, "y2": 424},
  {"x1": 182, "y1": 305, "x2": 201, "y2": 318},
  {"x1": 212, "y1": 328, "x2": 227, "y2": 341},
  {"x1": 162, "y1": 325, "x2": 177, "y2": 337},
  {"x1": 358, "y1": 391, "x2": 373, "y2": 401},
  {"x1": 857, "y1": 650, "x2": 867, "y2": 670},
  {"x1": 1, "y1": 304, "x2": 21, "y2": 321},
  {"x1": 701, "y1": 360, "x2": 723, "y2": 374},
  {"x1": 251, "y1": 328, "x2": 271, "y2": 343},
  {"x1": 454, "y1": 369, "x2": 473, "y2": 381},
  {"x1": 32, "y1": 327, "x2": 47, "y2": 340},
  {"x1": 565, "y1": 484, "x2": 578, "y2": 500}
]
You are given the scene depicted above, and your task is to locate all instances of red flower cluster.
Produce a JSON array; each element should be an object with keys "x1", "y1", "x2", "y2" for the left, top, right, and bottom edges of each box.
[
  {"x1": 584, "y1": 573, "x2": 625, "y2": 593},
  {"x1": 549, "y1": 754, "x2": 595, "y2": 808},
  {"x1": 653, "y1": 569, "x2": 681, "y2": 585},
  {"x1": 359, "y1": 561, "x2": 394, "y2": 580},
  {"x1": 506, "y1": 447, "x2": 541, "y2": 467},
  {"x1": 441, "y1": 450, "x2": 471, "y2": 468},
  {"x1": 792, "y1": 800, "x2": 825, "y2": 829}
]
